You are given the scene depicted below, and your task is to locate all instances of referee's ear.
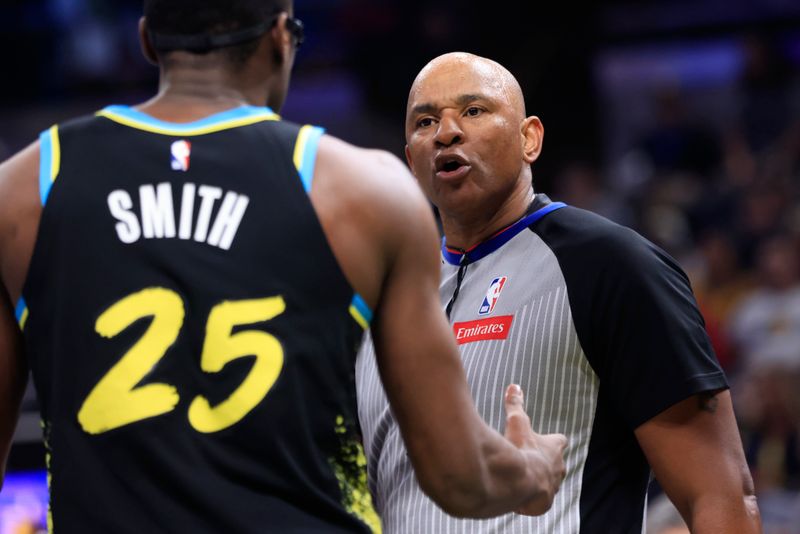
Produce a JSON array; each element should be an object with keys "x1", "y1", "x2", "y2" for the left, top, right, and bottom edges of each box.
[
  {"x1": 522, "y1": 116, "x2": 544, "y2": 164},
  {"x1": 138, "y1": 16, "x2": 159, "y2": 67}
]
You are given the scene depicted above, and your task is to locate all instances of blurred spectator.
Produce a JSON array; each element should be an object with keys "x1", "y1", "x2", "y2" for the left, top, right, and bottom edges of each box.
[
  {"x1": 728, "y1": 234, "x2": 800, "y2": 374},
  {"x1": 720, "y1": 129, "x2": 759, "y2": 190},
  {"x1": 739, "y1": 34, "x2": 795, "y2": 154},
  {"x1": 742, "y1": 366, "x2": 800, "y2": 491},
  {"x1": 682, "y1": 133, "x2": 746, "y2": 242},
  {"x1": 733, "y1": 343, "x2": 800, "y2": 531},
  {"x1": 639, "y1": 202, "x2": 694, "y2": 259},
  {"x1": 637, "y1": 86, "x2": 722, "y2": 177},
  {"x1": 735, "y1": 181, "x2": 795, "y2": 268},
  {"x1": 690, "y1": 229, "x2": 755, "y2": 370},
  {"x1": 553, "y1": 161, "x2": 634, "y2": 226}
]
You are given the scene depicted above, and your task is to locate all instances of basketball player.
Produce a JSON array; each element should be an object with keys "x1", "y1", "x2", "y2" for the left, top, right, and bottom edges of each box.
[
  {"x1": 356, "y1": 53, "x2": 762, "y2": 533},
  {"x1": 0, "y1": 5, "x2": 567, "y2": 533}
]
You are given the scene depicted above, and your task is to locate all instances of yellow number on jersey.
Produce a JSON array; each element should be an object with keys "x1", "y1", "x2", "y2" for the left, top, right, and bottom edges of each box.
[
  {"x1": 78, "y1": 288, "x2": 184, "y2": 434},
  {"x1": 188, "y1": 296, "x2": 285, "y2": 433},
  {"x1": 78, "y1": 289, "x2": 286, "y2": 435}
]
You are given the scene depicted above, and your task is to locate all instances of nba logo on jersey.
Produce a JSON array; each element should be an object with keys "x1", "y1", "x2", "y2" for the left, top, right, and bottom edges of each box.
[
  {"x1": 478, "y1": 276, "x2": 507, "y2": 315},
  {"x1": 170, "y1": 140, "x2": 192, "y2": 172}
]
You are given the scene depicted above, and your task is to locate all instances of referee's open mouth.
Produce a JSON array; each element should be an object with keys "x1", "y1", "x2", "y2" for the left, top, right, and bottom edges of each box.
[{"x1": 435, "y1": 154, "x2": 471, "y2": 181}]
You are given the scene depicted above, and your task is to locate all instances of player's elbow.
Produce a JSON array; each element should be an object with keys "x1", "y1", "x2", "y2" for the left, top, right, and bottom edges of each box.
[
  {"x1": 743, "y1": 494, "x2": 761, "y2": 527},
  {"x1": 741, "y1": 469, "x2": 762, "y2": 527},
  {"x1": 683, "y1": 466, "x2": 763, "y2": 533}
]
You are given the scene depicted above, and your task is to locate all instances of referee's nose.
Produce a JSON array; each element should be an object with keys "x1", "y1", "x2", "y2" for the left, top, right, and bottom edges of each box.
[{"x1": 434, "y1": 114, "x2": 464, "y2": 148}]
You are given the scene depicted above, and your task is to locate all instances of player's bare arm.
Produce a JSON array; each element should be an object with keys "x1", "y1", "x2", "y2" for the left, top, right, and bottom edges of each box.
[
  {"x1": 0, "y1": 145, "x2": 38, "y2": 486},
  {"x1": 635, "y1": 389, "x2": 762, "y2": 533},
  {"x1": 0, "y1": 143, "x2": 41, "y2": 302},
  {"x1": 311, "y1": 136, "x2": 567, "y2": 517},
  {"x1": 0, "y1": 286, "x2": 27, "y2": 488}
]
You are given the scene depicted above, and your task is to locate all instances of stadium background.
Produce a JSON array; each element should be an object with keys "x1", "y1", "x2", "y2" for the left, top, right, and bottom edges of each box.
[{"x1": 1, "y1": 0, "x2": 799, "y2": 532}]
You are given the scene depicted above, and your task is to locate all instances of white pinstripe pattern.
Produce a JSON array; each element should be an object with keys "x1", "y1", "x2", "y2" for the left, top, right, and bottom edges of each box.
[{"x1": 355, "y1": 231, "x2": 600, "y2": 533}]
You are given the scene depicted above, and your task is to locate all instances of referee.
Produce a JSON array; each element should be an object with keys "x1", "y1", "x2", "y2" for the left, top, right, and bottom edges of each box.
[{"x1": 357, "y1": 52, "x2": 762, "y2": 534}]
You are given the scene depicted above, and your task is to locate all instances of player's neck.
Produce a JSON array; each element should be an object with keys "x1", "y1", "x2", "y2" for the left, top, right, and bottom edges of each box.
[
  {"x1": 137, "y1": 66, "x2": 270, "y2": 121},
  {"x1": 441, "y1": 186, "x2": 535, "y2": 252}
]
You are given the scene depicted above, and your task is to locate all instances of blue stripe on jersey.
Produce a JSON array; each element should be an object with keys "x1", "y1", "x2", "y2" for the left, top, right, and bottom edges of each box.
[
  {"x1": 293, "y1": 125, "x2": 325, "y2": 192},
  {"x1": 349, "y1": 293, "x2": 373, "y2": 330},
  {"x1": 38, "y1": 126, "x2": 60, "y2": 206},
  {"x1": 97, "y1": 105, "x2": 279, "y2": 136},
  {"x1": 441, "y1": 202, "x2": 567, "y2": 265}
]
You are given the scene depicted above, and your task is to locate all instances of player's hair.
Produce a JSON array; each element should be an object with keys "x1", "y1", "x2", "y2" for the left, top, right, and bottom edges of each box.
[{"x1": 143, "y1": 0, "x2": 291, "y2": 65}]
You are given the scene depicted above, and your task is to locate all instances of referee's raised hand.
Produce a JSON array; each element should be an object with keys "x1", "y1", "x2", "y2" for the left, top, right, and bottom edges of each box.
[{"x1": 503, "y1": 384, "x2": 568, "y2": 516}]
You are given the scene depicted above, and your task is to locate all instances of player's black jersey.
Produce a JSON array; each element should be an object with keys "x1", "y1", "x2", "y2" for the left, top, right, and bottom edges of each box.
[{"x1": 16, "y1": 106, "x2": 379, "y2": 533}]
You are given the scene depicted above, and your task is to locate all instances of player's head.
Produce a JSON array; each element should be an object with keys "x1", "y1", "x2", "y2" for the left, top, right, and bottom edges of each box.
[
  {"x1": 140, "y1": 0, "x2": 302, "y2": 110},
  {"x1": 404, "y1": 52, "x2": 543, "y2": 219}
]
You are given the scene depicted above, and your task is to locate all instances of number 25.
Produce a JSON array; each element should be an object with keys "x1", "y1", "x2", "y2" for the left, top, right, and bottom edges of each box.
[{"x1": 77, "y1": 287, "x2": 285, "y2": 435}]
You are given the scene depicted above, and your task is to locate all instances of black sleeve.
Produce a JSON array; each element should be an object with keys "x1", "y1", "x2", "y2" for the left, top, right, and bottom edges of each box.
[{"x1": 534, "y1": 207, "x2": 728, "y2": 430}]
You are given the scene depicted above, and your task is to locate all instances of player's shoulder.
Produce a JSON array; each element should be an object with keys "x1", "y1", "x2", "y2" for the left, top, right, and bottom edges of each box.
[
  {"x1": 0, "y1": 108, "x2": 85, "y2": 184},
  {"x1": 59, "y1": 112, "x2": 103, "y2": 131},
  {"x1": 534, "y1": 204, "x2": 682, "y2": 278},
  {"x1": 0, "y1": 141, "x2": 41, "y2": 261},
  {"x1": 317, "y1": 134, "x2": 413, "y2": 183},
  {"x1": 0, "y1": 141, "x2": 39, "y2": 206},
  {"x1": 310, "y1": 134, "x2": 438, "y2": 260},
  {"x1": 315, "y1": 134, "x2": 428, "y2": 215},
  {"x1": 45, "y1": 110, "x2": 116, "y2": 140},
  {"x1": 0, "y1": 110, "x2": 108, "y2": 216}
]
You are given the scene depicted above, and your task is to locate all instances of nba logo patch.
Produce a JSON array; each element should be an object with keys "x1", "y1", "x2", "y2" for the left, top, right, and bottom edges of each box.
[
  {"x1": 170, "y1": 140, "x2": 192, "y2": 172},
  {"x1": 478, "y1": 276, "x2": 507, "y2": 315}
]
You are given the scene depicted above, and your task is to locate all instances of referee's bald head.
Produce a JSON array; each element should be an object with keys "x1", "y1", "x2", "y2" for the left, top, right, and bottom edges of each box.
[{"x1": 407, "y1": 52, "x2": 527, "y2": 123}]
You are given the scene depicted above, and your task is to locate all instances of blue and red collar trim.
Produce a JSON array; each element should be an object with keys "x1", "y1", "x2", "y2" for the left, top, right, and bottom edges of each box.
[{"x1": 441, "y1": 202, "x2": 567, "y2": 265}]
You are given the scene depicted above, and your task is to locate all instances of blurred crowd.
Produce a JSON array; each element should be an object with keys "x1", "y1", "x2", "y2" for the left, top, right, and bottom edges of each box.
[{"x1": 554, "y1": 35, "x2": 800, "y2": 533}]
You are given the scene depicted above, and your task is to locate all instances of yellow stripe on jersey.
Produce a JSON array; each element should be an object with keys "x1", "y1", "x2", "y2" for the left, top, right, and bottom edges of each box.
[
  {"x1": 293, "y1": 124, "x2": 314, "y2": 170},
  {"x1": 349, "y1": 305, "x2": 369, "y2": 330},
  {"x1": 49, "y1": 125, "x2": 61, "y2": 182},
  {"x1": 19, "y1": 307, "x2": 29, "y2": 331},
  {"x1": 292, "y1": 125, "x2": 325, "y2": 192},
  {"x1": 96, "y1": 109, "x2": 279, "y2": 136},
  {"x1": 349, "y1": 294, "x2": 372, "y2": 330}
]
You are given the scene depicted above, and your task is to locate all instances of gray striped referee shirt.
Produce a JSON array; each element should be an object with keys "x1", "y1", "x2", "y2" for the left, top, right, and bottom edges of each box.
[{"x1": 355, "y1": 195, "x2": 727, "y2": 534}]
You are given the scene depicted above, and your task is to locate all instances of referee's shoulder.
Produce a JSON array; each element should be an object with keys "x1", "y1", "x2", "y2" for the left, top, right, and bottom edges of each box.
[{"x1": 534, "y1": 205, "x2": 680, "y2": 276}]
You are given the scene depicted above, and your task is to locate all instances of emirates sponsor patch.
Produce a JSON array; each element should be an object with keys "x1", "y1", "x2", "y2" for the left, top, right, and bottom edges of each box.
[{"x1": 452, "y1": 315, "x2": 513, "y2": 345}]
